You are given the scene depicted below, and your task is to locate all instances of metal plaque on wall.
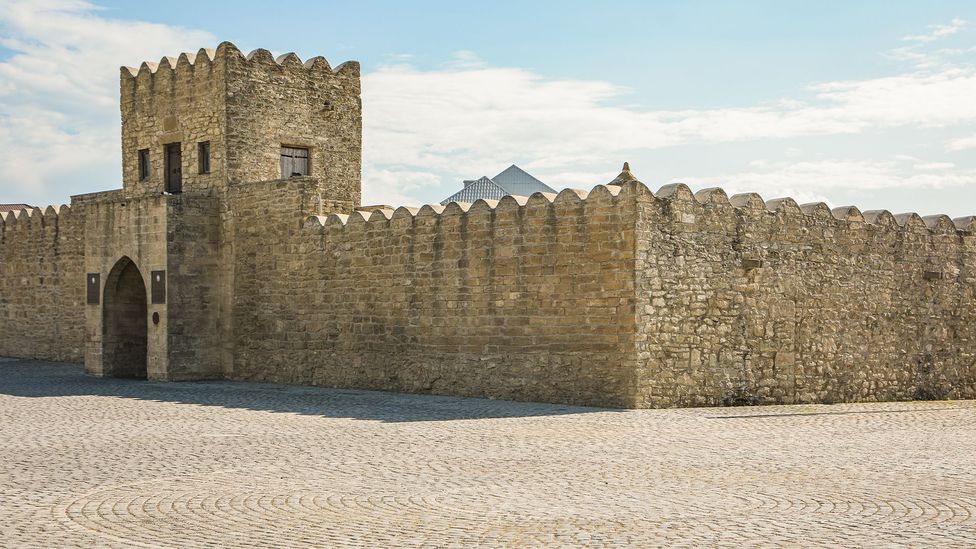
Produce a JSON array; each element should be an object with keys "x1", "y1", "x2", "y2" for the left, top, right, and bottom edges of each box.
[
  {"x1": 86, "y1": 273, "x2": 100, "y2": 305},
  {"x1": 151, "y1": 270, "x2": 166, "y2": 304}
]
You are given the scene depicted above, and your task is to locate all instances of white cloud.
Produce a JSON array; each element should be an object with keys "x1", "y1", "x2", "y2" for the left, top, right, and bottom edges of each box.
[
  {"x1": 361, "y1": 168, "x2": 440, "y2": 206},
  {"x1": 364, "y1": 57, "x2": 976, "y2": 156},
  {"x1": 0, "y1": 5, "x2": 972, "y2": 215},
  {"x1": 913, "y1": 162, "x2": 955, "y2": 170},
  {"x1": 888, "y1": 19, "x2": 969, "y2": 69},
  {"x1": 363, "y1": 28, "x2": 976, "y2": 204},
  {"x1": 902, "y1": 18, "x2": 967, "y2": 43},
  {"x1": 0, "y1": 0, "x2": 213, "y2": 202},
  {"x1": 947, "y1": 134, "x2": 976, "y2": 151},
  {"x1": 446, "y1": 50, "x2": 485, "y2": 69}
]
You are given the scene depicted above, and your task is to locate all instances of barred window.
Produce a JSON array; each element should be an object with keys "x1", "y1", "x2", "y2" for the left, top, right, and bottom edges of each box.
[
  {"x1": 280, "y1": 146, "x2": 309, "y2": 178},
  {"x1": 198, "y1": 141, "x2": 210, "y2": 174},
  {"x1": 138, "y1": 149, "x2": 150, "y2": 181}
]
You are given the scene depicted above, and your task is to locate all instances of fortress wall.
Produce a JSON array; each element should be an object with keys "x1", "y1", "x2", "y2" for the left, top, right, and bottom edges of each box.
[
  {"x1": 0, "y1": 206, "x2": 85, "y2": 362},
  {"x1": 164, "y1": 195, "x2": 222, "y2": 380},
  {"x1": 634, "y1": 182, "x2": 976, "y2": 408},
  {"x1": 221, "y1": 177, "x2": 334, "y2": 378},
  {"x1": 121, "y1": 47, "x2": 227, "y2": 196},
  {"x1": 222, "y1": 44, "x2": 362, "y2": 204},
  {"x1": 227, "y1": 181, "x2": 639, "y2": 407}
]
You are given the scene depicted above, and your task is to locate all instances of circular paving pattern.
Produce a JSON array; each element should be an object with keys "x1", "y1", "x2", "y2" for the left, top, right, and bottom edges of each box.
[{"x1": 4, "y1": 359, "x2": 976, "y2": 547}]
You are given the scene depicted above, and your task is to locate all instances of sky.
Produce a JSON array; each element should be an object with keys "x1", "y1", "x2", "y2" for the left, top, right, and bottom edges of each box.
[{"x1": 1, "y1": 1, "x2": 975, "y2": 216}]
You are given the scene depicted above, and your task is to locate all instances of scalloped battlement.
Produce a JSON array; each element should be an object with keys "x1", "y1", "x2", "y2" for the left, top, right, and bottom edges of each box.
[
  {"x1": 120, "y1": 41, "x2": 359, "y2": 83},
  {"x1": 304, "y1": 180, "x2": 974, "y2": 237},
  {"x1": 304, "y1": 183, "x2": 630, "y2": 233},
  {"x1": 0, "y1": 203, "x2": 72, "y2": 236},
  {"x1": 675, "y1": 182, "x2": 970, "y2": 233}
]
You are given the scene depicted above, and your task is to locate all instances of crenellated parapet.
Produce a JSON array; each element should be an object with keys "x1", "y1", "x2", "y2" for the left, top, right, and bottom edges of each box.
[
  {"x1": 633, "y1": 180, "x2": 973, "y2": 236},
  {"x1": 121, "y1": 48, "x2": 217, "y2": 106},
  {"x1": 302, "y1": 179, "x2": 973, "y2": 240},
  {"x1": 120, "y1": 42, "x2": 360, "y2": 103},
  {"x1": 0, "y1": 204, "x2": 81, "y2": 273},
  {"x1": 304, "y1": 184, "x2": 626, "y2": 235},
  {"x1": 229, "y1": 42, "x2": 360, "y2": 81},
  {"x1": 0, "y1": 204, "x2": 74, "y2": 240}
]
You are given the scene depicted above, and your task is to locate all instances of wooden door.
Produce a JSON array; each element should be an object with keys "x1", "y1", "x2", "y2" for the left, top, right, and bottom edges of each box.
[{"x1": 165, "y1": 143, "x2": 182, "y2": 193}]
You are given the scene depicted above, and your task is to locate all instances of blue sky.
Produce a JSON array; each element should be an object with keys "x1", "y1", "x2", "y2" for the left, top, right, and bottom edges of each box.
[
  {"x1": 2, "y1": 0, "x2": 976, "y2": 216},
  {"x1": 90, "y1": 0, "x2": 973, "y2": 107}
]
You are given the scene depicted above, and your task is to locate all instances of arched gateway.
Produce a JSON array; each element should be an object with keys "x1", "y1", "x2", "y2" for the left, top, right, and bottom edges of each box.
[{"x1": 102, "y1": 257, "x2": 148, "y2": 379}]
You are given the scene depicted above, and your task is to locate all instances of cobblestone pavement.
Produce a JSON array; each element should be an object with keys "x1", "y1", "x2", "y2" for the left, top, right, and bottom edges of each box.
[{"x1": 3, "y1": 359, "x2": 976, "y2": 548}]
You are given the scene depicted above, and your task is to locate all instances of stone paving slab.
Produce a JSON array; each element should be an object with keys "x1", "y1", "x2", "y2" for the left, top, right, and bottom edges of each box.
[{"x1": 2, "y1": 359, "x2": 976, "y2": 548}]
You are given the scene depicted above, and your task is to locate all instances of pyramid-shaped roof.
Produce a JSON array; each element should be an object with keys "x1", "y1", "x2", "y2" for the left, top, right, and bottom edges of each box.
[
  {"x1": 440, "y1": 176, "x2": 508, "y2": 205},
  {"x1": 490, "y1": 165, "x2": 555, "y2": 196},
  {"x1": 439, "y1": 165, "x2": 553, "y2": 205}
]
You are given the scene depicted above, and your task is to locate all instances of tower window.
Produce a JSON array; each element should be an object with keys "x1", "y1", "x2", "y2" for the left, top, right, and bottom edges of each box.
[
  {"x1": 138, "y1": 149, "x2": 150, "y2": 181},
  {"x1": 280, "y1": 146, "x2": 309, "y2": 178},
  {"x1": 198, "y1": 141, "x2": 211, "y2": 174},
  {"x1": 164, "y1": 143, "x2": 182, "y2": 194}
]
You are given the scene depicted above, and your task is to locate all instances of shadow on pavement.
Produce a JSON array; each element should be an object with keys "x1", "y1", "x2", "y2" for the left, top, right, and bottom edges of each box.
[{"x1": 0, "y1": 358, "x2": 619, "y2": 423}]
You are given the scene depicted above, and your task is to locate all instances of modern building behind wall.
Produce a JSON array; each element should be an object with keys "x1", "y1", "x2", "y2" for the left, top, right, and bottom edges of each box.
[
  {"x1": 0, "y1": 43, "x2": 974, "y2": 408},
  {"x1": 440, "y1": 165, "x2": 555, "y2": 205},
  {"x1": 0, "y1": 204, "x2": 34, "y2": 215}
]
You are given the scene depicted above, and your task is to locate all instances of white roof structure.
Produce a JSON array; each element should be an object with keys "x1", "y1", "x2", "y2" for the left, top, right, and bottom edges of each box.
[{"x1": 440, "y1": 165, "x2": 555, "y2": 205}]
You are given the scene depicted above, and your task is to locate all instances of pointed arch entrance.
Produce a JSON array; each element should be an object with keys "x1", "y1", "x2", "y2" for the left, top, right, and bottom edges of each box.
[{"x1": 102, "y1": 257, "x2": 148, "y2": 379}]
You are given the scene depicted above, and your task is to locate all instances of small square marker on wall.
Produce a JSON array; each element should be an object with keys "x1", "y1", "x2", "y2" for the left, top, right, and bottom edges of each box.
[
  {"x1": 151, "y1": 270, "x2": 166, "y2": 304},
  {"x1": 86, "y1": 273, "x2": 100, "y2": 304}
]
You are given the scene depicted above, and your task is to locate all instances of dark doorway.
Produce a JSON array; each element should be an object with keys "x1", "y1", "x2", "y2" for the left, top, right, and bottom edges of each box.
[
  {"x1": 165, "y1": 143, "x2": 182, "y2": 193},
  {"x1": 102, "y1": 257, "x2": 148, "y2": 379}
]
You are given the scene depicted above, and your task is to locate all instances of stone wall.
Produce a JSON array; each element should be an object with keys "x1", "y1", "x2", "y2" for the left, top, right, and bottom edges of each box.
[
  {"x1": 224, "y1": 179, "x2": 972, "y2": 408},
  {"x1": 0, "y1": 206, "x2": 84, "y2": 362},
  {"x1": 164, "y1": 195, "x2": 221, "y2": 380},
  {"x1": 226, "y1": 182, "x2": 639, "y2": 407},
  {"x1": 4, "y1": 31, "x2": 975, "y2": 407},
  {"x1": 2, "y1": 177, "x2": 974, "y2": 409},
  {"x1": 634, "y1": 182, "x2": 976, "y2": 408}
]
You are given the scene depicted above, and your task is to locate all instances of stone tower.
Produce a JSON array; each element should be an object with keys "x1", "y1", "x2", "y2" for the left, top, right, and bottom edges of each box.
[
  {"x1": 76, "y1": 43, "x2": 362, "y2": 381},
  {"x1": 119, "y1": 42, "x2": 361, "y2": 201}
]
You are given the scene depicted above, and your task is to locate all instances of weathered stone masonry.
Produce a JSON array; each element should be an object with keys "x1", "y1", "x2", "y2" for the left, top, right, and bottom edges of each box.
[
  {"x1": 0, "y1": 206, "x2": 84, "y2": 363},
  {"x1": 634, "y1": 185, "x2": 976, "y2": 407},
  {"x1": 234, "y1": 184, "x2": 639, "y2": 407},
  {"x1": 1, "y1": 42, "x2": 974, "y2": 408}
]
